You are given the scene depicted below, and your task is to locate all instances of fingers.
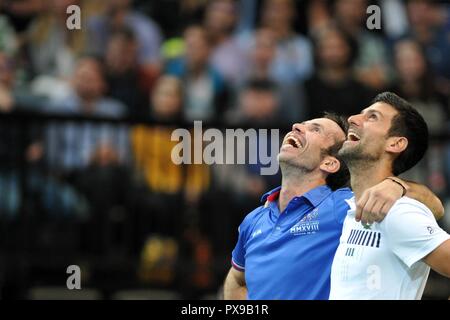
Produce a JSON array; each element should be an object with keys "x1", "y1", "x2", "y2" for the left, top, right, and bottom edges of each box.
[
  {"x1": 362, "y1": 200, "x2": 384, "y2": 225},
  {"x1": 355, "y1": 178, "x2": 404, "y2": 225},
  {"x1": 355, "y1": 191, "x2": 369, "y2": 222},
  {"x1": 378, "y1": 201, "x2": 392, "y2": 220}
]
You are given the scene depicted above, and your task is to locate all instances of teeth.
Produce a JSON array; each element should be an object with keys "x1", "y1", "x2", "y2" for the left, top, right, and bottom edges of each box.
[
  {"x1": 348, "y1": 131, "x2": 360, "y2": 141},
  {"x1": 286, "y1": 135, "x2": 301, "y2": 148}
]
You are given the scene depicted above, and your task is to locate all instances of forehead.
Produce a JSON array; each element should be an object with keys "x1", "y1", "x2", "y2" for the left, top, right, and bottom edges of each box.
[
  {"x1": 305, "y1": 118, "x2": 345, "y2": 139},
  {"x1": 361, "y1": 102, "x2": 399, "y2": 120}
]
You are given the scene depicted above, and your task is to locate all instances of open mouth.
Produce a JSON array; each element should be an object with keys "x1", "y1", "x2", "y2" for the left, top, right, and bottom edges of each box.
[
  {"x1": 283, "y1": 134, "x2": 303, "y2": 149},
  {"x1": 347, "y1": 131, "x2": 361, "y2": 142}
]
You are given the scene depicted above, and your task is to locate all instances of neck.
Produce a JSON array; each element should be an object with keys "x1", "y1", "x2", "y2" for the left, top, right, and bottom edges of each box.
[
  {"x1": 279, "y1": 166, "x2": 326, "y2": 212},
  {"x1": 349, "y1": 159, "x2": 393, "y2": 201}
]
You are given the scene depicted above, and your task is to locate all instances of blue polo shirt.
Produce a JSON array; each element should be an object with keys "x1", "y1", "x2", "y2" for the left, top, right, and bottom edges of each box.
[{"x1": 231, "y1": 185, "x2": 353, "y2": 300}]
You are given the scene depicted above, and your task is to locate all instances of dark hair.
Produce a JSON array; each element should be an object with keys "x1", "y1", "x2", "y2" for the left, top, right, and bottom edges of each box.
[
  {"x1": 323, "y1": 112, "x2": 350, "y2": 190},
  {"x1": 373, "y1": 91, "x2": 429, "y2": 175}
]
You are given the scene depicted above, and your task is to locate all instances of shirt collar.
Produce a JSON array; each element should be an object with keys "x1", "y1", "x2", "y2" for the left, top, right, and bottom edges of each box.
[
  {"x1": 261, "y1": 186, "x2": 282, "y2": 204},
  {"x1": 260, "y1": 184, "x2": 334, "y2": 208}
]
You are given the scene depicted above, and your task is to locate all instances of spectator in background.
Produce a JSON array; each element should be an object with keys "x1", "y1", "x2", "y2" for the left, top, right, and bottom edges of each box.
[
  {"x1": 305, "y1": 27, "x2": 374, "y2": 119},
  {"x1": 74, "y1": 141, "x2": 133, "y2": 255},
  {"x1": 86, "y1": 0, "x2": 162, "y2": 69},
  {"x1": 131, "y1": 75, "x2": 210, "y2": 242},
  {"x1": 239, "y1": 27, "x2": 306, "y2": 124},
  {"x1": 201, "y1": 79, "x2": 282, "y2": 291},
  {"x1": 46, "y1": 56, "x2": 126, "y2": 118},
  {"x1": 204, "y1": 0, "x2": 247, "y2": 85},
  {"x1": 0, "y1": 51, "x2": 86, "y2": 219},
  {"x1": 27, "y1": 0, "x2": 85, "y2": 79},
  {"x1": 390, "y1": 39, "x2": 448, "y2": 195},
  {"x1": 0, "y1": 9, "x2": 18, "y2": 56},
  {"x1": 165, "y1": 25, "x2": 229, "y2": 123},
  {"x1": 44, "y1": 56, "x2": 129, "y2": 173},
  {"x1": 404, "y1": 0, "x2": 450, "y2": 96},
  {"x1": 0, "y1": 52, "x2": 15, "y2": 113},
  {"x1": 105, "y1": 28, "x2": 158, "y2": 119},
  {"x1": 332, "y1": 0, "x2": 391, "y2": 90},
  {"x1": 219, "y1": 79, "x2": 281, "y2": 215},
  {"x1": 227, "y1": 78, "x2": 282, "y2": 127},
  {"x1": 0, "y1": 0, "x2": 46, "y2": 33},
  {"x1": 243, "y1": 28, "x2": 276, "y2": 82},
  {"x1": 390, "y1": 39, "x2": 448, "y2": 134},
  {"x1": 0, "y1": 51, "x2": 47, "y2": 111},
  {"x1": 258, "y1": 0, "x2": 314, "y2": 84}
]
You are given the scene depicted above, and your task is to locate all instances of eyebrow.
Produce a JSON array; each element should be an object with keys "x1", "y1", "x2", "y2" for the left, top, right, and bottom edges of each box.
[
  {"x1": 302, "y1": 121, "x2": 324, "y2": 130},
  {"x1": 361, "y1": 108, "x2": 383, "y2": 117}
]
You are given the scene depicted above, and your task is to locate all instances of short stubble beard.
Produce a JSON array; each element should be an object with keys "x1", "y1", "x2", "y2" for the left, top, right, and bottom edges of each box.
[{"x1": 338, "y1": 143, "x2": 379, "y2": 172}]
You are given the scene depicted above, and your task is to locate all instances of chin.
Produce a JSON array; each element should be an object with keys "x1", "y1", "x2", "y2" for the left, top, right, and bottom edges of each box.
[
  {"x1": 338, "y1": 144, "x2": 360, "y2": 159},
  {"x1": 277, "y1": 152, "x2": 291, "y2": 163}
]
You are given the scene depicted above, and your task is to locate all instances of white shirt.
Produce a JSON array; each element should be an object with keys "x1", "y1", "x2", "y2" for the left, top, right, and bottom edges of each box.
[{"x1": 330, "y1": 196, "x2": 450, "y2": 300}]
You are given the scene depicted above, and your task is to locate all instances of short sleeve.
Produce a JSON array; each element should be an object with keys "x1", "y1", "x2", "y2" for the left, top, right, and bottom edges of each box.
[
  {"x1": 382, "y1": 198, "x2": 450, "y2": 268},
  {"x1": 231, "y1": 219, "x2": 251, "y2": 272}
]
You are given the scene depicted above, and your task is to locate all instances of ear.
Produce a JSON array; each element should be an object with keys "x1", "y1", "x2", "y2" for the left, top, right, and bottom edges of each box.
[
  {"x1": 319, "y1": 156, "x2": 341, "y2": 174},
  {"x1": 386, "y1": 136, "x2": 408, "y2": 155}
]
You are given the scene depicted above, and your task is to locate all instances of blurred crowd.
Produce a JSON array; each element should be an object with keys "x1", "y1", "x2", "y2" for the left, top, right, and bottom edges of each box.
[{"x1": 1, "y1": 0, "x2": 450, "y2": 299}]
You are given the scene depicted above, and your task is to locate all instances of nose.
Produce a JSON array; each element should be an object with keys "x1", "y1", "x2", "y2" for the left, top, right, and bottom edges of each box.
[
  {"x1": 348, "y1": 114, "x2": 362, "y2": 127},
  {"x1": 292, "y1": 123, "x2": 305, "y2": 133}
]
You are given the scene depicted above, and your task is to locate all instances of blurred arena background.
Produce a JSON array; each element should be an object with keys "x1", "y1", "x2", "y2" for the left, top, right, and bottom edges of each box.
[{"x1": 0, "y1": 0, "x2": 450, "y2": 300}]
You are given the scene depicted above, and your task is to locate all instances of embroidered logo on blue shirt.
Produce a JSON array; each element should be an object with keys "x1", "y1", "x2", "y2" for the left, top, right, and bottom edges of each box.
[
  {"x1": 252, "y1": 229, "x2": 263, "y2": 238},
  {"x1": 290, "y1": 208, "x2": 320, "y2": 236}
]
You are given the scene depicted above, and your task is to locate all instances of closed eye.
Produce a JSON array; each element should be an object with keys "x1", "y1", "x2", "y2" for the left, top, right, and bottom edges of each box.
[{"x1": 310, "y1": 124, "x2": 322, "y2": 133}]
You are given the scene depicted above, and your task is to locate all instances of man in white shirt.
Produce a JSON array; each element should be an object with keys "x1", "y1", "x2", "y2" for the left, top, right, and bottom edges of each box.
[{"x1": 330, "y1": 92, "x2": 450, "y2": 299}]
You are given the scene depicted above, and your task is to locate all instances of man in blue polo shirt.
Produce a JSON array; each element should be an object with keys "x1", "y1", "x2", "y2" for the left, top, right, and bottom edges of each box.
[{"x1": 223, "y1": 113, "x2": 443, "y2": 300}]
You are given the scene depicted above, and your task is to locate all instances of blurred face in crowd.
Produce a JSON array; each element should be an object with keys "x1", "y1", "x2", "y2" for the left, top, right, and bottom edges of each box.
[
  {"x1": 0, "y1": 53, "x2": 14, "y2": 87},
  {"x1": 339, "y1": 103, "x2": 401, "y2": 165},
  {"x1": 151, "y1": 76, "x2": 183, "y2": 119},
  {"x1": 251, "y1": 28, "x2": 277, "y2": 70},
  {"x1": 394, "y1": 40, "x2": 427, "y2": 83},
  {"x1": 72, "y1": 58, "x2": 106, "y2": 101},
  {"x1": 262, "y1": 0, "x2": 295, "y2": 32},
  {"x1": 278, "y1": 119, "x2": 345, "y2": 175},
  {"x1": 240, "y1": 87, "x2": 278, "y2": 121},
  {"x1": 184, "y1": 26, "x2": 211, "y2": 71},
  {"x1": 407, "y1": 0, "x2": 435, "y2": 28},
  {"x1": 105, "y1": 33, "x2": 138, "y2": 74},
  {"x1": 316, "y1": 29, "x2": 351, "y2": 69},
  {"x1": 335, "y1": 0, "x2": 367, "y2": 27},
  {"x1": 204, "y1": 0, "x2": 237, "y2": 35}
]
